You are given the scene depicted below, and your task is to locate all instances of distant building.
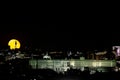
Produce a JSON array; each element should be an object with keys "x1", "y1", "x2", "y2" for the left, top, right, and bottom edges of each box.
[{"x1": 29, "y1": 59, "x2": 116, "y2": 73}]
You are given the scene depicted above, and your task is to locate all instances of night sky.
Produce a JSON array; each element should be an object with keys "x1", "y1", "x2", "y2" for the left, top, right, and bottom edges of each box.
[{"x1": 0, "y1": 16, "x2": 119, "y2": 51}]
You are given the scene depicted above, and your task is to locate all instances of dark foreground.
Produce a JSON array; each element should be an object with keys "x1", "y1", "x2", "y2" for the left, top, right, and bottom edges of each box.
[
  {"x1": 0, "y1": 59, "x2": 120, "y2": 80},
  {"x1": 0, "y1": 67, "x2": 120, "y2": 80}
]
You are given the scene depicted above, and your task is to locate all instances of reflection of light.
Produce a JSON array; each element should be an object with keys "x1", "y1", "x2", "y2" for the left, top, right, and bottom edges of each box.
[{"x1": 8, "y1": 39, "x2": 21, "y2": 50}]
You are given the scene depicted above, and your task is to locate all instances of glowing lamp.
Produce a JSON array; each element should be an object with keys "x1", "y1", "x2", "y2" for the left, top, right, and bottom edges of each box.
[{"x1": 8, "y1": 39, "x2": 21, "y2": 50}]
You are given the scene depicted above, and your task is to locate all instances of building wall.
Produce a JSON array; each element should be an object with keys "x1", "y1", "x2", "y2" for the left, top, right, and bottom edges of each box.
[{"x1": 29, "y1": 59, "x2": 116, "y2": 72}]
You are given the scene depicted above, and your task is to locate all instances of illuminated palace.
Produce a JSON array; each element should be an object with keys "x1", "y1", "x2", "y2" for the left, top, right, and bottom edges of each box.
[{"x1": 29, "y1": 50, "x2": 117, "y2": 73}]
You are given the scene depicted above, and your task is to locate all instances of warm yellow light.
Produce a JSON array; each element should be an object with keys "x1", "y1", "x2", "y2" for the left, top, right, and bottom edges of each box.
[{"x1": 8, "y1": 39, "x2": 21, "y2": 50}]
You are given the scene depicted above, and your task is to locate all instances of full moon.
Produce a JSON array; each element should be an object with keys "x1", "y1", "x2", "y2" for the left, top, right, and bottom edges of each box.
[{"x1": 8, "y1": 39, "x2": 21, "y2": 50}]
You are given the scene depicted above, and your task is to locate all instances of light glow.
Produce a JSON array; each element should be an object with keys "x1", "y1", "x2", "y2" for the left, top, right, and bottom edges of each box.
[
  {"x1": 70, "y1": 61, "x2": 75, "y2": 66},
  {"x1": 92, "y1": 62, "x2": 101, "y2": 67},
  {"x1": 8, "y1": 39, "x2": 21, "y2": 50}
]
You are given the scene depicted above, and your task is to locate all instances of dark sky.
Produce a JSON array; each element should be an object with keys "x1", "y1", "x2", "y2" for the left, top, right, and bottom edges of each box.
[
  {"x1": 0, "y1": 15, "x2": 119, "y2": 51},
  {"x1": 0, "y1": 23, "x2": 115, "y2": 51},
  {"x1": 0, "y1": 3, "x2": 119, "y2": 51}
]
